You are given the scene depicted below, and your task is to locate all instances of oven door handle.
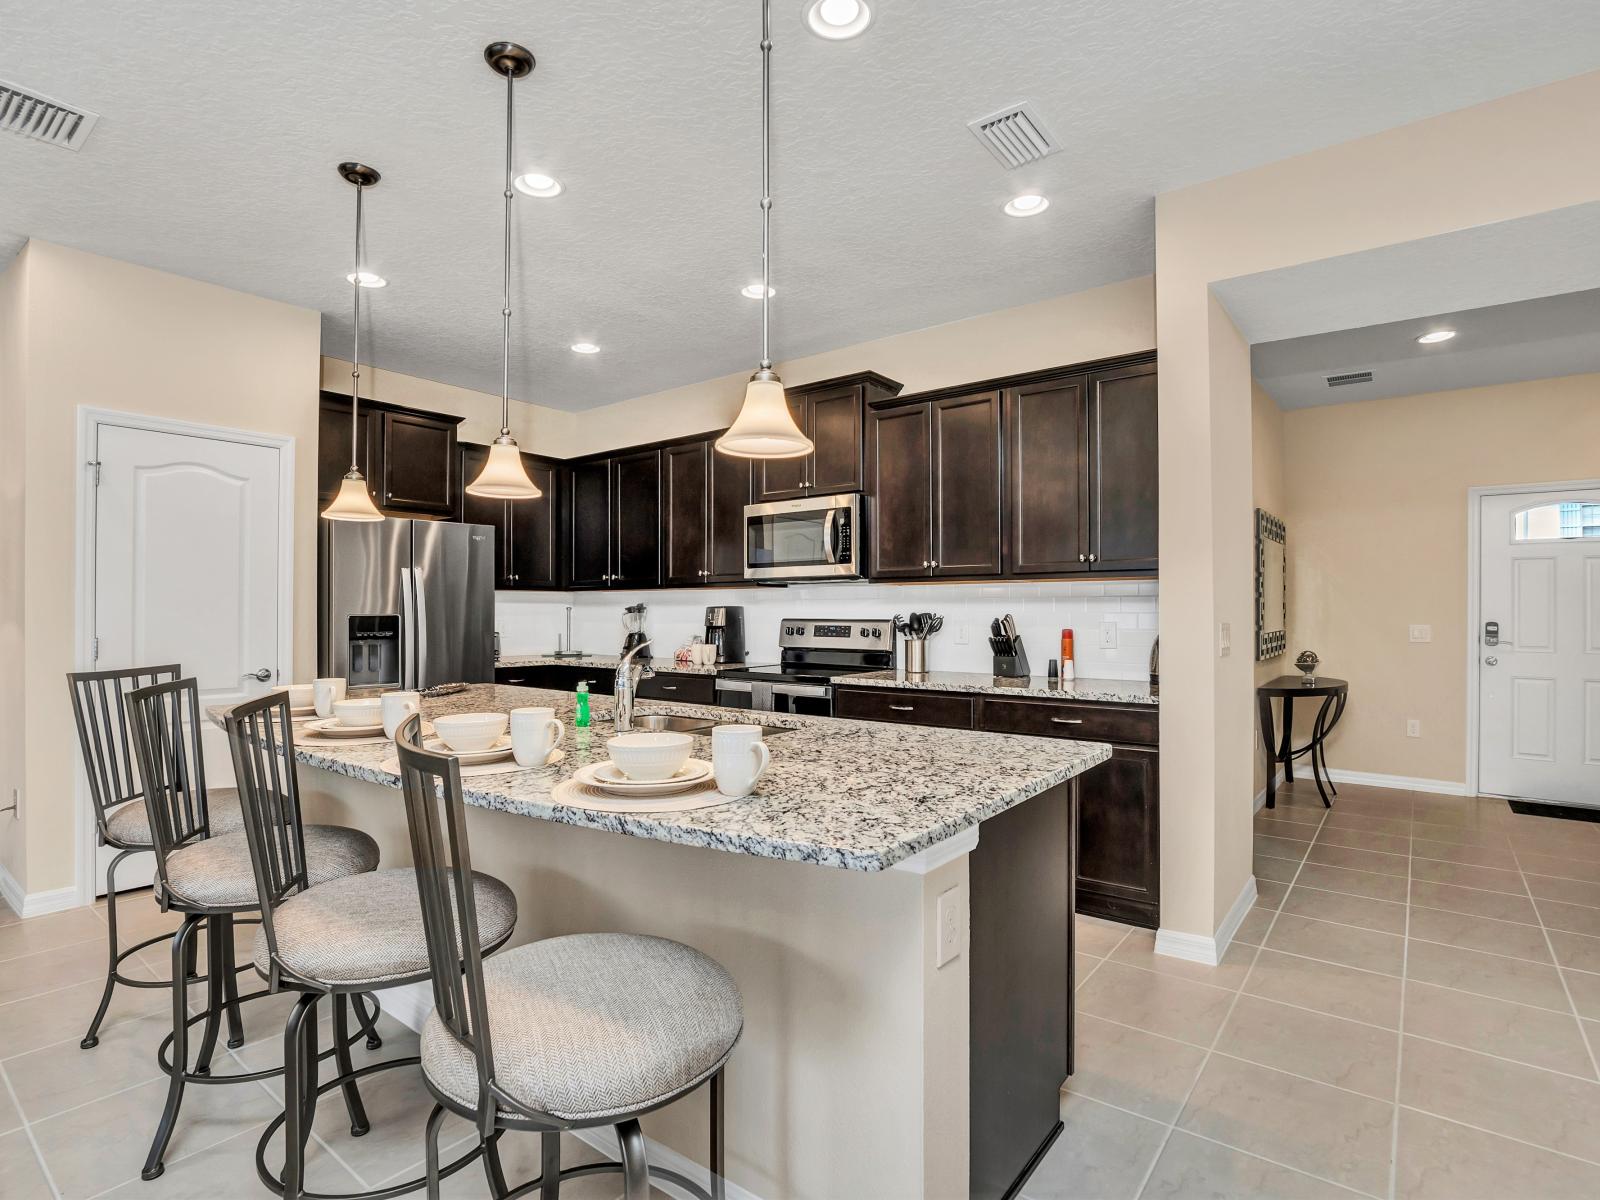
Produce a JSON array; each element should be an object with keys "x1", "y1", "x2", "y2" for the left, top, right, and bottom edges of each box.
[
  {"x1": 772, "y1": 683, "x2": 832, "y2": 700},
  {"x1": 715, "y1": 680, "x2": 753, "y2": 694}
]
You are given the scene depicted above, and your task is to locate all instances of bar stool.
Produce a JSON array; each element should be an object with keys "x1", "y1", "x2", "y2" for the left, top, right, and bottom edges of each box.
[
  {"x1": 394, "y1": 715, "x2": 743, "y2": 1200},
  {"x1": 224, "y1": 691, "x2": 520, "y2": 1200},
  {"x1": 67, "y1": 665, "x2": 248, "y2": 1050},
  {"x1": 128, "y1": 676, "x2": 382, "y2": 1181}
]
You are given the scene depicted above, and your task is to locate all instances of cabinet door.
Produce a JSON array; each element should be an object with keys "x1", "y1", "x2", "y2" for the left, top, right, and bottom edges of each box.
[
  {"x1": 612, "y1": 449, "x2": 662, "y2": 588},
  {"x1": 1077, "y1": 745, "x2": 1160, "y2": 927},
  {"x1": 1005, "y1": 375, "x2": 1089, "y2": 575},
  {"x1": 807, "y1": 384, "x2": 864, "y2": 495},
  {"x1": 458, "y1": 445, "x2": 510, "y2": 586},
  {"x1": 568, "y1": 459, "x2": 612, "y2": 588},
  {"x1": 380, "y1": 410, "x2": 457, "y2": 516},
  {"x1": 931, "y1": 390, "x2": 1002, "y2": 577},
  {"x1": 706, "y1": 443, "x2": 752, "y2": 583},
  {"x1": 664, "y1": 441, "x2": 709, "y2": 586},
  {"x1": 1088, "y1": 362, "x2": 1158, "y2": 572},
  {"x1": 505, "y1": 457, "x2": 559, "y2": 589},
  {"x1": 754, "y1": 393, "x2": 811, "y2": 501},
  {"x1": 868, "y1": 403, "x2": 932, "y2": 578},
  {"x1": 318, "y1": 400, "x2": 378, "y2": 503}
]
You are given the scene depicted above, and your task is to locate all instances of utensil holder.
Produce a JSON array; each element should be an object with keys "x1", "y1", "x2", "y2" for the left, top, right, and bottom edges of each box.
[
  {"x1": 904, "y1": 640, "x2": 927, "y2": 675},
  {"x1": 993, "y1": 649, "x2": 1031, "y2": 679}
]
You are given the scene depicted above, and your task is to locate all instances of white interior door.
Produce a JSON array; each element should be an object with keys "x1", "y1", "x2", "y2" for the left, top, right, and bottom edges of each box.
[
  {"x1": 1477, "y1": 487, "x2": 1600, "y2": 808},
  {"x1": 90, "y1": 420, "x2": 287, "y2": 891}
]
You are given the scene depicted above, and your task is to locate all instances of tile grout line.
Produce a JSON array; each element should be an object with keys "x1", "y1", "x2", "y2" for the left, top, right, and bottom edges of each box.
[
  {"x1": 1385, "y1": 797, "x2": 1414, "y2": 1200},
  {"x1": 0, "y1": 1058, "x2": 64, "y2": 1200}
]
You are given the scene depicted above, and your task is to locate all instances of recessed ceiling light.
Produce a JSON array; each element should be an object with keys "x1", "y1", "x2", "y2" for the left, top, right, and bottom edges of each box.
[
  {"x1": 741, "y1": 283, "x2": 776, "y2": 299},
  {"x1": 346, "y1": 270, "x2": 387, "y2": 288},
  {"x1": 805, "y1": 0, "x2": 872, "y2": 40},
  {"x1": 1003, "y1": 193, "x2": 1049, "y2": 218},
  {"x1": 513, "y1": 172, "x2": 563, "y2": 198},
  {"x1": 1416, "y1": 329, "x2": 1457, "y2": 344},
  {"x1": 570, "y1": 342, "x2": 600, "y2": 354}
]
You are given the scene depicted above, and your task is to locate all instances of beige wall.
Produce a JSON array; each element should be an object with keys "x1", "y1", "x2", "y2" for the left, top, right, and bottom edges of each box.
[
  {"x1": 0, "y1": 249, "x2": 28, "y2": 887},
  {"x1": 6, "y1": 241, "x2": 322, "y2": 898},
  {"x1": 1251, "y1": 381, "x2": 1287, "y2": 799},
  {"x1": 1283, "y1": 372, "x2": 1600, "y2": 787},
  {"x1": 1153, "y1": 69, "x2": 1600, "y2": 943}
]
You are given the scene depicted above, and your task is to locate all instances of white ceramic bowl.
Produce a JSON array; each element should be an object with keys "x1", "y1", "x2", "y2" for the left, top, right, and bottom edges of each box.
[
  {"x1": 432, "y1": 712, "x2": 509, "y2": 753},
  {"x1": 605, "y1": 731, "x2": 694, "y2": 781},
  {"x1": 331, "y1": 697, "x2": 383, "y2": 728},
  {"x1": 285, "y1": 683, "x2": 315, "y2": 710}
]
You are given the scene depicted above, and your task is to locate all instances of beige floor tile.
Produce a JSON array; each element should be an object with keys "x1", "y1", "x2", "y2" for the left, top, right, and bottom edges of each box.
[
  {"x1": 419, "y1": 1132, "x2": 620, "y2": 1200},
  {"x1": 0, "y1": 910, "x2": 109, "y2": 964},
  {"x1": 1563, "y1": 968, "x2": 1600, "y2": 1020},
  {"x1": 1025, "y1": 1092, "x2": 1167, "y2": 1198},
  {"x1": 1077, "y1": 962, "x2": 1237, "y2": 1047},
  {"x1": 1215, "y1": 993, "x2": 1397, "y2": 1099},
  {"x1": 1304, "y1": 842, "x2": 1410, "y2": 879},
  {"x1": 0, "y1": 939, "x2": 122, "y2": 1008},
  {"x1": 1409, "y1": 858, "x2": 1527, "y2": 896},
  {"x1": 1255, "y1": 834, "x2": 1312, "y2": 863},
  {"x1": 1409, "y1": 879, "x2": 1540, "y2": 925},
  {"x1": 1407, "y1": 939, "x2": 1570, "y2": 1012},
  {"x1": 1109, "y1": 931, "x2": 1257, "y2": 991},
  {"x1": 1243, "y1": 948, "x2": 1402, "y2": 1029},
  {"x1": 1524, "y1": 874, "x2": 1600, "y2": 909},
  {"x1": 1176, "y1": 1054, "x2": 1393, "y2": 1196},
  {"x1": 1548, "y1": 931, "x2": 1600, "y2": 974},
  {"x1": 1294, "y1": 862, "x2": 1408, "y2": 903},
  {"x1": 1536, "y1": 898, "x2": 1600, "y2": 939},
  {"x1": 1076, "y1": 914, "x2": 1133, "y2": 958},
  {"x1": 1141, "y1": 1129, "x2": 1358, "y2": 1199},
  {"x1": 1232, "y1": 907, "x2": 1276, "y2": 947},
  {"x1": 1399, "y1": 1035, "x2": 1600, "y2": 1162},
  {"x1": 1253, "y1": 879, "x2": 1289, "y2": 911},
  {"x1": 1254, "y1": 856, "x2": 1303, "y2": 885},
  {"x1": 97, "y1": 894, "x2": 188, "y2": 948},
  {"x1": 0, "y1": 1129, "x2": 53, "y2": 1200},
  {"x1": 96, "y1": 1118, "x2": 360, "y2": 1200},
  {"x1": 1068, "y1": 1017, "x2": 1203, "y2": 1126},
  {"x1": 1321, "y1": 783, "x2": 1410, "y2": 809},
  {"x1": 5, "y1": 1009, "x2": 171, "y2": 1122},
  {"x1": 1410, "y1": 821, "x2": 1509, "y2": 849},
  {"x1": 1516, "y1": 851, "x2": 1600, "y2": 882},
  {"x1": 1404, "y1": 980, "x2": 1595, "y2": 1078},
  {"x1": 1324, "y1": 811, "x2": 1412, "y2": 837},
  {"x1": 1406, "y1": 905, "x2": 1552, "y2": 963},
  {"x1": 28, "y1": 1071, "x2": 281, "y2": 1199},
  {"x1": 1280, "y1": 885, "x2": 1408, "y2": 935},
  {"x1": 1075, "y1": 952, "x2": 1106, "y2": 984},
  {"x1": 0, "y1": 1085, "x2": 19, "y2": 1136},
  {"x1": 1410, "y1": 839, "x2": 1518, "y2": 870},
  {"x1": 1265, "y1": 913, "x2": 1405, "y2": 976},
  {"x1": 301, "y1": 1057, "x2": 477, "y2": 1188},
  {"x1": 0, "y1": 959, "x2": 167, "y2": 1058},
  {"x1": 1254, "y1": 813, "x2": 1324, "y2": 840},
  {"x1": 0, "y1": 900, "x2": 22, "y2": 928},
  {"x1": 1313, "y1": 825, "x2": 1410, "y2": 855},
  {"x1": 1394, "y1": 1106, "x2": 1600, "y2": 1200}
]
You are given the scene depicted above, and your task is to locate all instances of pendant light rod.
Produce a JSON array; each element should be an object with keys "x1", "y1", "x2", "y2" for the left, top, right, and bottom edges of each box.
[
  {"x1": 760, "y1": 0, "x2": 772, "y2": 371},
  {"x1": 325, "y1": 162, "x2": 386, "y2": 521},
  {"x1": 500, "y1": 64, "x2": 515, "y2": 436},
  {"x1": 351, "y1": 173, "x2": 365, "y2": 468}
]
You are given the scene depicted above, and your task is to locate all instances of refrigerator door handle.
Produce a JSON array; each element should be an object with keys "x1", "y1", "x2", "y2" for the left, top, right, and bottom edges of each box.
[
  {"x1": 413, "y1": 566, "x2": 429, "y2": 689},
  {"x1": 400, "y1": 567, "x2": 417, "y2": 690}
]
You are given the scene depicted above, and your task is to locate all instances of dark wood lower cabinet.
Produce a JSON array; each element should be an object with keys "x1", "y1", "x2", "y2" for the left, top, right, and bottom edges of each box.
[
  {"x1": 495, "y1": 664, "x2": 713, "y2": 704},
  {"x1": 833, "y1": 686, "x2": 973, "y2": 729}
]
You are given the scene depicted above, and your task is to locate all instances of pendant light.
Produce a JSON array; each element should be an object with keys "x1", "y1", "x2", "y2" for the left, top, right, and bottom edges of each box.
[
  {"x1": 715, "y1": 0, "x2": 814, "y2": 460},
  {"x1": 322, "y1": 163, "x2": 387, "y2": 521},
  {"x1": 466, "y1": 41, "x2": 544, "y2": 500}
]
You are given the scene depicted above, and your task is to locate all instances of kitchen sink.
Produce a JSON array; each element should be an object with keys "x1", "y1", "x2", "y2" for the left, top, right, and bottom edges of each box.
[{"x1": 630, "y1": 713, "x2": 795, "y2": 737}]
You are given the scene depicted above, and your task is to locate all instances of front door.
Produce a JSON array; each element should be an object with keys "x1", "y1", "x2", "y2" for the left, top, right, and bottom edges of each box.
[
  {"x1": 90, "y1": 419, "x2": 287, "y2": 891},
  {"x1": 1477, "y1": 486, "x2": 1600, "y2": 807}
]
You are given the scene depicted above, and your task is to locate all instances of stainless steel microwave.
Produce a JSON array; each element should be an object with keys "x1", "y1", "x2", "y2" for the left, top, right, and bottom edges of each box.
[{"x1": 744, "y1": 493, "x2": 864, "y2": 581}]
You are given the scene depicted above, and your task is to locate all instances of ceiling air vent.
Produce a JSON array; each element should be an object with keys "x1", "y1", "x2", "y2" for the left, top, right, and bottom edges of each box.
[
  {"x1": 967, "y1": 102, "x2": 1059, "y2": 169},
  {"x1": 1325, "y1": 371, "x2": 1374, "y2": 388},
  {"x1": 0, "y1": 81, "x2": 99, "y2": 151}
]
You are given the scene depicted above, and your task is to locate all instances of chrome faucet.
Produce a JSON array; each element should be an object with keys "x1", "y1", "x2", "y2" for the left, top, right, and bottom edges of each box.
[{"x1": 613, "y1": 640, "x2": 653, "y2": 733}]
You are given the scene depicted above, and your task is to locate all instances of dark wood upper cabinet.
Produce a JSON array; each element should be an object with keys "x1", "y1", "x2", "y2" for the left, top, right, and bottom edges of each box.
[
  {"x1": 664, "y1": 441, "x2": 709, "y2": 587},
  {"x1": 457, "y1": 445, "x2": 561, "y2": 590},
  {"x1": 932, "y1": 391, "x2": 1003, "y2": 577},
  {"x1": 1004, "y1": 375, "x2": 1089, "y2": 576},
  {"x1": 1088, "y1": 361, "x2": 1159, "y2": 573},
  {"x1": 612, "y1": 449, "x2": 662, "y2": 588},
  {"x1": 707, "y1": 443, "x2": 752, "y2": 583},
  {"x1": 754, "y1": 393, "x2": 810, "y2": 500},
  {"x1": 567, "y1": 459, "x2": 613, "y2": 588},
  {"x1": 379, "y1": 410, "x2": 458, "y2": 516},
  {"x1": 317, "y1": 401, "x2": 378, "y2": 503},
  {"x1": 754, "y1": 372, "x2": 903, "y2": 502},
  {"x1": 867, "y1": 403, "x2": 933, "y2": 578}
]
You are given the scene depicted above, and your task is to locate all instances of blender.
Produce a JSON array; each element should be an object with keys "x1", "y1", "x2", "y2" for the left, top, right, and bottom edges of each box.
[{"x1": 621, "y1": 603, "x2": 650, "y2": 663}]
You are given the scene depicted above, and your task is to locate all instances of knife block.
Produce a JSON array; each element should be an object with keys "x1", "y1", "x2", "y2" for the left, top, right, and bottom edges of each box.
[{"x1": 992, "y1": 649, "x2": 1031, "y2": 679}]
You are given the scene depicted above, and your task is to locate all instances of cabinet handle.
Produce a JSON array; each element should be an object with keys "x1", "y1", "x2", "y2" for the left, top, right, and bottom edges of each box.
[
  {"x1": 889, "y1": 704, "x2": 914, "y2": 712},
  {"x1": 921, "y1": 560, "x2": 929, "y2": 568},
  {"x1": 1078, "y1": 553, "x2": 1087, "y2": 563},
  {"x1": 1050, "y1": 717, "x2": 1084, "y2": 725},
  {"x1": 930, "y1": 560, "x2": 939, "y2": 568},
  {"x1": 1088, "y1": 553, "x2": 1097, "y2": 563},
  {"x1": 661, "y1": 685, "x2": 678, "y2": 691}
]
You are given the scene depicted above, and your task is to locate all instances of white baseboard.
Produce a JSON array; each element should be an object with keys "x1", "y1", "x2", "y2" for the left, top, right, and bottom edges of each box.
[
  {"x1": 1324, "y1": 768, "x2": 1468, "y2": 796},
  {"x1": 0, "y1": 863, "x2": 81, "y2": 919},
  {"x1": 1154, "y1": 874, "x2": 1257, "y2": 967}
]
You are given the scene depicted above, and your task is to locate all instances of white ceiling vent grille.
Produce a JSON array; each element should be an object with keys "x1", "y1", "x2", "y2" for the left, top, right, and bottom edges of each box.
[
  {"x1": 1325, "y1": 370, "x2": 1374, "y2": 388},
  {"x1": 0, "y1": 81, "x2": 99, "y2": 151},
  {"x1": 967, "y1": 102, "x2": 1059, "y2": 169}
]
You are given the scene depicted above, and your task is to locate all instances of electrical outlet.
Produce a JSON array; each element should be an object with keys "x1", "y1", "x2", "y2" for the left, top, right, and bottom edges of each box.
[
  {"x1": 1218, "y1": 622, "x2": 1232, "y2": 657},
  {"x1": 1099, "y1": 622, "x2": 1118, "y2": 650},
  {"x1": 954, "y1": 622, "x2": 969, "y2": 646},
  {"x1": 1409, "y1": 625, "x2": 1432, "y2": 643},
  {"x1": 1406, "y1": 719, "x2": 1422, "y2": 738},
  {"x1": 936, "y1": 885, "x2": 963, "y2": 968}
]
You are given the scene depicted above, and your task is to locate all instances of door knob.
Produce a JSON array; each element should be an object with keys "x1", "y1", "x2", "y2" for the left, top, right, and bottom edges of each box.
[
  {"x1": 243, "y1": 668, "x2": 273, "y2": 682},
  {"x1": 1485, "y1": 656, "x2": 1498, "y2": 667}
]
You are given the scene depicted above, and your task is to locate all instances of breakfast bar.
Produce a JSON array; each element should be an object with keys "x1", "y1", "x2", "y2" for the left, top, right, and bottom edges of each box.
[{"x1": 220, "y1": 683, "x2": 1109, "y2": 1199}]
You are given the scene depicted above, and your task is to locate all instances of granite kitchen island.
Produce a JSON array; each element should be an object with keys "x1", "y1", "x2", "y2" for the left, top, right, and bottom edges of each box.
[{"x1": 237, "y1": 684, "x2": 1109, "y2": 1199}]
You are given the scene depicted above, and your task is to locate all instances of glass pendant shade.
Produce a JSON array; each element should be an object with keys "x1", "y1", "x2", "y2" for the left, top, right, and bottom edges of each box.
[
  {"x1": 467, "y1": 437, "x2": 543, "y2": 499},
  {"x1": 717, "y1": 372, "x2": 813, "y2": 459},
  {"x1": 323, "y1": 471, "x2": 385, "y2": 521}
]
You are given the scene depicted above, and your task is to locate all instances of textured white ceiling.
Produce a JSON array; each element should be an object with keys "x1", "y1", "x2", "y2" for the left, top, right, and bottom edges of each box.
[{"x1": 5, "y1": 1, "x2": 1600, "y2": 410}]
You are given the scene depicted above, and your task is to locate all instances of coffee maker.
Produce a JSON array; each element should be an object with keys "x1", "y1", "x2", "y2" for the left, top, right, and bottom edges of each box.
[
  {"x1": 622, "y1": 603, "x2": 650, "y2": 663},
  {"x1": 703, "y1": 605, "x2": 746, "y2": 665}
]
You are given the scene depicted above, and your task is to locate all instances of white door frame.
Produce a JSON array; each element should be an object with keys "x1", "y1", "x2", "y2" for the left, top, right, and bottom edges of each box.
[
  {"x1": 1464, "y1": 477, "x2": 1600, "y2": 798},
  {"x1": 73, "y1": 406, "x2": 296, "y2": 905}
]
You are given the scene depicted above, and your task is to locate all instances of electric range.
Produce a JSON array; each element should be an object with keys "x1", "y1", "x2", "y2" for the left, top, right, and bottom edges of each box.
[{"x1": 713, "y1": 618, "x2": 896, "y2": 715}]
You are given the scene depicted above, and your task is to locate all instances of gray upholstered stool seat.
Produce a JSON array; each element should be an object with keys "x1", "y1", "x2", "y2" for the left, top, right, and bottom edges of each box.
[
  {"x1": 252, "y1": 868, "x2": 517, "y2": 986},
  {"x1": 105, "y1": 788, "x2": 244, "y2": 847},
  {"x1": 163, "y1": 825, "x2": 379, "y2": 909},
  {"x1": 421, "y1": 933, "x2": 743, "y2": 1123}
]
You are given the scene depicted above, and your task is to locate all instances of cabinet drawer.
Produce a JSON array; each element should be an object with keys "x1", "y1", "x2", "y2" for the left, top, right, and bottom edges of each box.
[
  {"x1": 637, "y1": 672, "x2": 716, "y2": 705},
  {"x1": 976, "y1": 697, "x2": 1157, "y2": 746},
  {"x1": 834, "y1": 687, "x2": 974, "y2": 729}
]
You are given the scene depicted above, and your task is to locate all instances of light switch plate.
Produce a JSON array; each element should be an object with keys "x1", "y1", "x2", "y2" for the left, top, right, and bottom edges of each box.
[
  {"x1": 1218, "y1": 622, "x2": 1232, "y2": 657},
  {"x1": 1100, "y1": 622, "x2": 1118, "y2": 649},
  {"x1": 1406, "y1": 719, "x2": 1421, "y2": 738},
  {"x1": 936, "y1": 886, "x2": 962, "y2": 968},
  {"x1": 954, "y1": 622, "x2": 969, "y2": 645},
  {"x1": 1409, "y1": 625, "x2": 1432, "y2": 643}
]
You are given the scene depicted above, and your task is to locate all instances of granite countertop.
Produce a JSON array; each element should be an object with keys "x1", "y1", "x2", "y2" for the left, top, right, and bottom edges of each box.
[
  {"x1": 212, "y1": 684, "x2": 1108, "y2": 873},
  {"x1": 497, "y1": 654, "x2": 743, "y2": 677},
  {"x1": 836, "y1": 670, "x2": 1159, "y2": 706}
]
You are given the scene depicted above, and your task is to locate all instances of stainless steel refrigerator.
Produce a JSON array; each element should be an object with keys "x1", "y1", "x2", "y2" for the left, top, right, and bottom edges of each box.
[{"x1": 319, "y1": 519, "x2": 496, "y2": 689}]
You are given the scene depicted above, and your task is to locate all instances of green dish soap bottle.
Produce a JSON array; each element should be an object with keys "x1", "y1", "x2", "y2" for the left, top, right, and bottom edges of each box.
[{"x1": 574, "y1": 680, "x2": 591, "y2": 728}]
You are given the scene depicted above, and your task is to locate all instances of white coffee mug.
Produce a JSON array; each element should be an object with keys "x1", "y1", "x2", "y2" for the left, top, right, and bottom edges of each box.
[
  {"x1": 510, "y1": 707, "x2": 565, "y2": 767},
  {"x1": 712, "y1": 725, "x2": 769, "y2": 798},
  {"x1": 699, "y1": 643, "x2": 718, "y2": 667},
  {"x1": 313, "y1": 677, "x2": 347, "y2": 718},
  {"x1": 381, "y1": 691, "x2": 421, "y2": 740},
  {"x1": 285, "y1": 683, "x2": 315, "y2": 711}
]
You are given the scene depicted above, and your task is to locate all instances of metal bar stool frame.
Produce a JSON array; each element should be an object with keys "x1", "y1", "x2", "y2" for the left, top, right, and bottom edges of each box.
[{"x1": 395, "y1": 715, "x2": 728, "y2": 1200}]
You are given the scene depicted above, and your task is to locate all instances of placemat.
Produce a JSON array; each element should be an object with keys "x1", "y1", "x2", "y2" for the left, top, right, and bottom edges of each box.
[
  {"x1": 550, "y1": 778, "x2": 738, "y2": 814},
  {"x1": 376, "y1": 748, "x2": 564, "y2": 778}
]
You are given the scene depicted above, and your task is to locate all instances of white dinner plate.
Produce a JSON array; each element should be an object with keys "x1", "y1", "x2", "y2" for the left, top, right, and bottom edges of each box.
[
  {"x1": 289, "y1": 704, "x2": 316, "y2": 717},
  {"x1": 424, "y1": 735, "x2": 514, "y2": 766},
  {"x1": 575, "y1": 758, "x2": 713, "y2": 797},
  {"x1": 305, "y1": 717, "x2": 386, "y2": 737}
]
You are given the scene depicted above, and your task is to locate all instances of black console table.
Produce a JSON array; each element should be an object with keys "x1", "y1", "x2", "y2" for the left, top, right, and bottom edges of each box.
[{"x1": 1257, "y1": 676, "x2": 1349, "y2": 809}]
